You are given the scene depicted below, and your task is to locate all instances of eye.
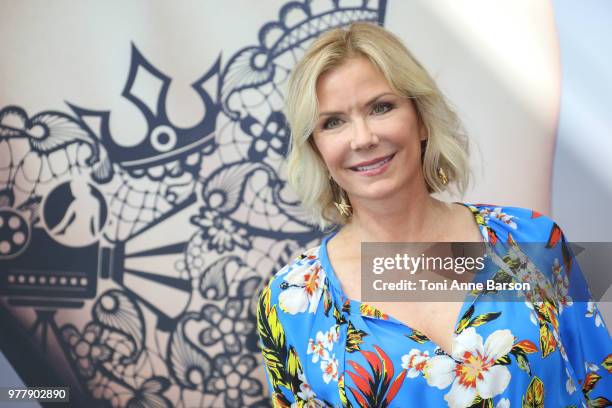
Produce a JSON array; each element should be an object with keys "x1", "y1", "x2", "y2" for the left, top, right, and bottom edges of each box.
[
  {"x1": 372, "y1": 102, "x2": 393, "y2": 115},
  {"x1": 323, "y1": 117, "x2": 343, "y2": 130}
]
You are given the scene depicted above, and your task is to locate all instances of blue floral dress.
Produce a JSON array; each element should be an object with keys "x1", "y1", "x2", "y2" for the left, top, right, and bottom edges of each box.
[{"x1": 256, "y1": 204, "x2": 612, "y2": 407}]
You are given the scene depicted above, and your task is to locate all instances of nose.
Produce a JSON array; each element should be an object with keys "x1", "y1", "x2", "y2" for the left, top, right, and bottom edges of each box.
[{"x1": 350, "y1": 117, "x2": 379, "y2": 150}]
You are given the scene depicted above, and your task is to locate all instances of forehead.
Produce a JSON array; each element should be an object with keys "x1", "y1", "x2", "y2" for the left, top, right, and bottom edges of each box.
[{"x1": 315, "y1": 56, "x2": 393, "y2": 108}]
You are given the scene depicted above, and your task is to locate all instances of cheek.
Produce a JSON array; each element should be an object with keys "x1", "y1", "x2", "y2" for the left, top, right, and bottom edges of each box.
[
  {"x1": 320, "y1": 147, "x2": 345, "y2": 169},
  {"x1": 313, "y1": 136, "x2": 347, "y2": 168},
  {"x1": 374, "y1": 114, "x2": 421, "y2": 145}
]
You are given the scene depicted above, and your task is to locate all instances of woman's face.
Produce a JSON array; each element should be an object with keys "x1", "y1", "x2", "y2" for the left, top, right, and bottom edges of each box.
[{"x1": 312, "y1": 56, "x2": 427, "y2": 204}]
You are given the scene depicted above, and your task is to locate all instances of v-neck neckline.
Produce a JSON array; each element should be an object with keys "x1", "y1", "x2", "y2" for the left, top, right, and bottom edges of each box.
[{"x1": 318, "y1": 202, "x2": 491, "y2": 356}]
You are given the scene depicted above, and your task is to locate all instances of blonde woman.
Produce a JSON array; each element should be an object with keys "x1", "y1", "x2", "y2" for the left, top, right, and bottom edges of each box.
[{"x1": 256, "y1": 22, "x2": 611, "y2": 407}]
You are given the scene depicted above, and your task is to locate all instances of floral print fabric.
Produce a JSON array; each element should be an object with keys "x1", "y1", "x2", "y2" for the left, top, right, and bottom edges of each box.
[{"x1": 257, "y1": 204, "x2": 612, "y2": 407}]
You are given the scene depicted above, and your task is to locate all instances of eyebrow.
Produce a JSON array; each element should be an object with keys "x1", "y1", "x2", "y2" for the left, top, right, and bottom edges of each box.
[{"x1": 317, "y1": 92, "x2": 395, "y2": 118}]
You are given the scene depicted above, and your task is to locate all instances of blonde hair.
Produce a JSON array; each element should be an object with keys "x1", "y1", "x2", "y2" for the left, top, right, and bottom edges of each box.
[{"x1": 284, "y1": 22, "x2": 470, "y2": 231}]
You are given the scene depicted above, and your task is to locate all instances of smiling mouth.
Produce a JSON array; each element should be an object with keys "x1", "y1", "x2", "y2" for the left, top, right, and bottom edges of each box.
[{"x1": 349, "y1": 153, "x2": 395, "y2": 172}]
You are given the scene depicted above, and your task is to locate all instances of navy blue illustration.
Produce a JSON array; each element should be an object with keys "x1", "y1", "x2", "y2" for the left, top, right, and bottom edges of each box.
[{"x1": 0, "y1": 1, "x2": 387, "y2": 406}]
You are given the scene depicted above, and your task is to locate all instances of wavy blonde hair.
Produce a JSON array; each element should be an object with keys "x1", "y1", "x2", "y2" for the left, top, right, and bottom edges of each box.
[{"x1": 284, "y1": 22, "x2": 470, "y2": 231}]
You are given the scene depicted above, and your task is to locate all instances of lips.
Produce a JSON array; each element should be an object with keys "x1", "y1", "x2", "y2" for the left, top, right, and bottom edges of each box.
[{"x1": 349, "y1": 153, "x2": 395, "y2": 172}]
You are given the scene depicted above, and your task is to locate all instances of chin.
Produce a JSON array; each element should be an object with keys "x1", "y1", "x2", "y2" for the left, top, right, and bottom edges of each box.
[{"x1": 347, "y1": 182, "x2": 402, "y2": 201}]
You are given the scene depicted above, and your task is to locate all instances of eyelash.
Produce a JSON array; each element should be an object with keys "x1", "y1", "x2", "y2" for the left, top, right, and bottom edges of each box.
[
  {"x1": 372, "y1": 102, "x2": 394, "y2": 115},
  {"x1": 322, "y1": 117, "x2": 342, "y2": 130},
  {"x1": 322, "y1": 102, "x2": 395, "y2": 130}
]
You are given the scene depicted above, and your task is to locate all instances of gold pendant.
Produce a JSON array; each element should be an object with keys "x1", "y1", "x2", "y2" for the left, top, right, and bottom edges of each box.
[
  {"x1": 437, "y1": 167, "x2": 448, "y2": 185},
  {"x1": 334, "y1": 199, "x2": 351, "y2": 217}
]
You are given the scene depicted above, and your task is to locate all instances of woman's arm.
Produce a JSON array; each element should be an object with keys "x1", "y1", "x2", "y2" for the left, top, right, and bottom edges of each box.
[
  {"x1": 553, "y1": 228, "x2": 611, "y2": 405},
  {"x1": 256, "y1": 279, "x2": 299, "y2": 407}
]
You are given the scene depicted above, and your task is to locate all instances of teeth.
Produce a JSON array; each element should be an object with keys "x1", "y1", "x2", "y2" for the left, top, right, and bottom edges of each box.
[{"x1": 355, "y1": 155, "x2": 392, "y2": 171}]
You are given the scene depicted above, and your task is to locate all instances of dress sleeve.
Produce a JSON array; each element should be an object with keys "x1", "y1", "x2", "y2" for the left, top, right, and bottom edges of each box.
[
  {"x1": 256, "y1": 277, "x2": 298, "y2": 407},
  {"x1": 553, "y1": 228, "x2": 612, "y2": 405}
]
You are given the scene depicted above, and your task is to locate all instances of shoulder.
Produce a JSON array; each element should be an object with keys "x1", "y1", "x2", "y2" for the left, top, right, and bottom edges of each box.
[
  {"x1": 465, "y1": 203, "x2": 566, "y2": 243},
  {"x1": 468, "y1": 203, "x2": 582, "y2": 299},
  {"x1": 257, "y1": 243, "x2": 327, "y2": 317}
]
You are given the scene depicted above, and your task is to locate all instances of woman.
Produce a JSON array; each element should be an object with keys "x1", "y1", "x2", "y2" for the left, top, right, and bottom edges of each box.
[{"x1": 256, "y1": 22, "x2": 611, "y2": 407}]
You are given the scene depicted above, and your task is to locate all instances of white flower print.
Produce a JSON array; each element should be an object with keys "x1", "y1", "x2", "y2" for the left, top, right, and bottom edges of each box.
[
  {"x1": 494, "y1": 208, "x2": 517, "y2": 229},
  {"x1": 308, "y1": 324, "x2": 341, "y2": 383},
  {"x1": 325, "y1": 324, "x2": 339, "y2": 346},
  {"x1": 585, "y1": 361, "x2": 600, "y2": 372},
  {"x1": 558, "y1": 336, "x2": 569, "y2": 362},
  {"x1": 296, "y1": 400, "x2": 328, "y2": 408},
  {"x1": 296, "y1": 369, "x2": 316, "y2": 401},
  {"x1": 551, "y1": 258, "x2": 573, "y2": 314},
  {"x1": 487, "y1": 241, "x2": 555, "y2": 306},
  {"x1": 320, "y1": 354, "x2": 339, "y2": 384},
  {"x1": 495, "y1": 398, "x2": 510, "y2": 408},
  {"x1": 565, "y1": 367, "x2": 576, "y2": 395},
  {"x1": 307, "y1": 331, "x2": 330, "y2": 363},
  {"x1": 307, "y1": 324, "x2": 339, "y2": 363},
  {"x1": 524, "y1": 301, "x2": 538, "y2": 326},
  {"x1": 279, "y1": 263, "x2": 325, "y2": 315},
  {"x1": 401, "y1": 349, "x2": 430, "y2": 378},
  {"x1": 479, "y1": 207, "x2": 517, "y2": 229},
  {"x1": 586, "y1": 301, "x2": 603, "y2": 327},
  {"x1": 292, "y1": 370, "x2": 328, "y2": 408},
  {"x1": 424, "y1": 328, "x2": 514, "y2": 408}
]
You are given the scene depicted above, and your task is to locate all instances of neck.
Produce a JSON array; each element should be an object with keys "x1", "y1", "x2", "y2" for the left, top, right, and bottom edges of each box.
[{"x1": 341, "y1": 184, "x2": 450, "y2": 243}]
